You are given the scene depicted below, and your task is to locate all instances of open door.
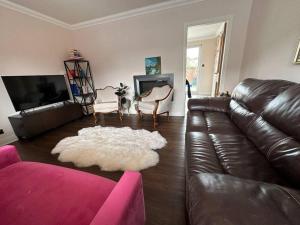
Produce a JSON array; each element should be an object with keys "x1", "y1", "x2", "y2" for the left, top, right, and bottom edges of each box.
[{"x1": 211, "y1": 23, "x2": 227, "y2": 97}]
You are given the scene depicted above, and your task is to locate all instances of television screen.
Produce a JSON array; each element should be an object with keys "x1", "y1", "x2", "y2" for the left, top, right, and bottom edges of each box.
[{"x1": 2, "y1": 75, "x2": 70, "y2": 111}]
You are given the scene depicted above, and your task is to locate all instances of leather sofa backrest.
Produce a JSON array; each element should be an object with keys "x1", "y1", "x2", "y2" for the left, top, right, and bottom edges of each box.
[
  {"x1": 231, "y1": 78, "x2": 294, "y2": 114},
  {"x1": 230, "y1": 79, "x2": 300, "y2": 187},
  {"x1": 263, "y1": 84, "x2": 300, "y2": 142}
]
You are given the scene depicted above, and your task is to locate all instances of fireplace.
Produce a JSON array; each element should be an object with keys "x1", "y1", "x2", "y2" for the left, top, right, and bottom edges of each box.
[{"x1": 133, "y1": 74, "x2": 174, "y2": 96}]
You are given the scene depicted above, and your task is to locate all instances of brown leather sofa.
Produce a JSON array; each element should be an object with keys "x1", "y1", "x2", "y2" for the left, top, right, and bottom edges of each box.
[{"x1": 185, "y1": 78, "x2": 300, "y2": 225}]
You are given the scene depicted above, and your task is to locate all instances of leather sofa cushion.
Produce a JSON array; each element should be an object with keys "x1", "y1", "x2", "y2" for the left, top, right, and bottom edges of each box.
[
  {"x1": 230, "y1": 99, "x2": 296, "y2": 156},
  {"x1": 230, "y1": 99, "x2": 258, "y2": 131},
  {"x1": 188, "y1": 173, "x2": 300, "y2": 225},
  {"x1": 186, "y1": 109, "x2": 285, "y2": 185},
  {"x1": 186, "y1": 111, "x2": 208, "y2": 132},
  {"x1": 263, "y1": 84, "x2": 300, "y2": 142},
  {"x1": 210, "y1": 133, "x2": 285, "y2": 184},
  {"x1": 186, "y1": 132, "x2": 223, "y2": 175},
  {"x1": 205, "y1": 112, "x2": 241, "y2": 135},
  {"x1": 230, "y1": 97, "x2": 300, "y2": 187},
  {"x1": 188, "y1": 97, "x2": 230, "y2": 112},
  {"x1": 246, "y1": 116, "x2": 300, "y2": 187},
  {"x1": 187, "y1": 110, "x2": 240, "y2": 135},
  {"x1": 231, "y1": 78, "x2": 294, "y2": 114}
]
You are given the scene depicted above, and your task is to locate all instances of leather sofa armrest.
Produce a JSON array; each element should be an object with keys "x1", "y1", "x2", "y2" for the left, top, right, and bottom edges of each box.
[
  {"x1": 188, "y1": 97, "x2": 231, "y2": 112},
  {"x1": 90, "y1": 171, "x2": 145, "y2": 225},
  {"x1": 0, "y1": 145, "x2": 21, "y2": 169}
]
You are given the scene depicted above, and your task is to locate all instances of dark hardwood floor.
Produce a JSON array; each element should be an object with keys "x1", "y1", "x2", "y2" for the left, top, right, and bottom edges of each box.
[{"x1": 11, "y1": 114, "x2": 187, "y2": 225}]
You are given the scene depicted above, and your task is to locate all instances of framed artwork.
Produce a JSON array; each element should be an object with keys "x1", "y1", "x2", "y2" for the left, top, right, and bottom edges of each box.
[
  {"x1": 294, "y1": 41, "x2": 300, "y2": 64},
  {"x1": 145, "y1": 56, "x2": 161, "y2": 75}
]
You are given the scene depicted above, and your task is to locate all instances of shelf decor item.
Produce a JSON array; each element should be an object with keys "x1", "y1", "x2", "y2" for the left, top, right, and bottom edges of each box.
[
  {"x1": 294, "y1": 40, "x2": 300, "y2": 64},
  {"x1": 115, "y1": 83, "x2": 129, "y2": 105},
  {"x1": 67, "y1": 69, "x2": 75, "y2": 78},
  {"x1": 145, "y1": 56, "x2": 161, "y2": 75},
  {"x1": 68, "y1": 49, "x2": 83, "y2": 60},
  {"x1": 64, "y1": 59, "x2": 96, "y2": 115},
  {"x1": 70, "y1": 83, "x2": 80, "y2": 96}
]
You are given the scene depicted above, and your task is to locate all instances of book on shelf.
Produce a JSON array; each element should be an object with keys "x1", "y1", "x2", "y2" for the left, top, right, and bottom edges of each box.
[
  {"x1": 70, "y1": 84, "x2": 80, "y2": 96},
  {"x1": 79, "y1": 68, "x2": 86, "y2": 77},
  {"x1": 67, "y1": 69, "x2": 75, "y2": 78}
]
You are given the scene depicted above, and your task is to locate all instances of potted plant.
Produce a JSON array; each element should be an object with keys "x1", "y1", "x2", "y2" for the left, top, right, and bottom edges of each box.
[{"x1": 115, "y1": 83, "x2": 129, "y2": 105}]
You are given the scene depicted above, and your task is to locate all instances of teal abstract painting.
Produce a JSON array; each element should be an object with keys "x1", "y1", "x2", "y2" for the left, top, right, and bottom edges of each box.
[{"x1": 145, "y1": 56, "x2": 161, "y2": 75}]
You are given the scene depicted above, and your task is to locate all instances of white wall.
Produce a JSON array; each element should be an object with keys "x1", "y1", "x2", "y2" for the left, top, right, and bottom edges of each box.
[
  {"x1": 0, "y1": 0, "x2": 254, "y2": 145},
  {"x1": 73, "y1": 0, "x2": 253, "y2": 116},
  {"x1": 241, "y1": 0, "x2": 300, "y2": 82},
  {"x1": 0, "y1": 6, "x2": 72, "y2": 145}
]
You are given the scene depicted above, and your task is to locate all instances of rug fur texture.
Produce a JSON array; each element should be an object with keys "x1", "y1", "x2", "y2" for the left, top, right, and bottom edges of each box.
[{"x1": 51, "y1": 126, "x2": 167, "y2": 171}]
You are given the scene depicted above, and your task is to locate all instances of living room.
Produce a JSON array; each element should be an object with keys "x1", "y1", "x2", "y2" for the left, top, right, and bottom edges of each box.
[{"x1": 0, "y1": 0, "x2": 300, "y2": 225}]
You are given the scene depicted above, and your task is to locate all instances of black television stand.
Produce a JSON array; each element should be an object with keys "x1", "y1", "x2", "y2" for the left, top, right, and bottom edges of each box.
[{"x1": 9, "y1": 103, "x2": 83, "y2": 139}]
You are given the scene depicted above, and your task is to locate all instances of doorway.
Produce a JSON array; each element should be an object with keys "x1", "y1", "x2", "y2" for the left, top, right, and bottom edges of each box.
[{"x1": 185, "y1": 21, "x2": 227, "y2": 99}]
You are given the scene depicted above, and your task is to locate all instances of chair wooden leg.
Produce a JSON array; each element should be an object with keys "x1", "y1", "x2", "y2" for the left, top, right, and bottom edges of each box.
[
  {"x1": 93, "y1": 112, "x2": 97, "y2": 124},
  {"x1": 166, "y1": 112, "x2": 170, "y2": 121}
]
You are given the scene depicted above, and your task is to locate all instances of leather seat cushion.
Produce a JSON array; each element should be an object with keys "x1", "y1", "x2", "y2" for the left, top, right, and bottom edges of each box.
[
  {"x1": 186, "y1": 111, "x2": 207, "y2": 132},
  {"x1": 186, "y1": 111, "x2": 241, "y2": 135},
  {"x1": 204, "y1": 112, "x2": 241, "y2": 135},
  {"x1": 186, "y1": 132, "x2": 223, "y2": 176},
  {"x1": 210, "y1": 133, "x2": 285, "y2": 185},
  {"x1": 245, "y1": 115, "x2": 300, "y2": 187},
  {"x1": 186, "y1": 110, "x2": 285, "y2": 184},
  {"x1": 188, "y1": 173, "x2": 300, "y2": 225}
]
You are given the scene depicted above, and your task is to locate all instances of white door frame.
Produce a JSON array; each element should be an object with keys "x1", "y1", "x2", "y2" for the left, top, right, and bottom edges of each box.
[{"x1": 183, "y1": 15, "x2": 233, "y2": 103}]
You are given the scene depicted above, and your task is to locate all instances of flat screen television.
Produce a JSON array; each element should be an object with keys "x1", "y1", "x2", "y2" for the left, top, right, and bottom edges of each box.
[{"x1": 2, "y1": 75, "x2": 70, "y2": 111}]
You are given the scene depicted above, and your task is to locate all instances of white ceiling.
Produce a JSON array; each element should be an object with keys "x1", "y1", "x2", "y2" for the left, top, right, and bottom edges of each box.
[
  {"x1": 7, "y1": 0, "x2": 172, "y2": 24},
  {"x1": 188, "y1": 22, "x2": 225, "y2": 41}
]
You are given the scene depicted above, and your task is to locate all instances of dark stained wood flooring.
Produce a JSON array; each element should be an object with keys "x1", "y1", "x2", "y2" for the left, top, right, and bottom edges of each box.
[{"x1": 11, "y1": 114, "x2": 187, "y2": 225}]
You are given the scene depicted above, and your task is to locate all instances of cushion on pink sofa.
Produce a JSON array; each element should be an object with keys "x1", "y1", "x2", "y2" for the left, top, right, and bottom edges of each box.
[
  {"x1": 0, "y1": 161, "x2": 116, "y2": 225},
  {"x1": 0, "y1": 145, "x2": 145, "y2": 225}
]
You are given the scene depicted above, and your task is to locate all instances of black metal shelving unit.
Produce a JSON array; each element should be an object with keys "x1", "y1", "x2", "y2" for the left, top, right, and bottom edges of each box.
[{"x1": 64, "y1": 59, "x2": 96, "y2": 115}]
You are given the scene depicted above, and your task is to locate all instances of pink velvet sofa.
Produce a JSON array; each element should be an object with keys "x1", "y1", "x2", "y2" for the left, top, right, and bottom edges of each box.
[{"x1": 0, "y1": 145, "x2": 145, "y2": 225}]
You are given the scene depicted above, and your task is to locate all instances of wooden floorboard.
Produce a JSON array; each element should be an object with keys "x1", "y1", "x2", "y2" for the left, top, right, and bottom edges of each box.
[{"x1": 11, "y1": 114, "x2": 187, "y2": 225}]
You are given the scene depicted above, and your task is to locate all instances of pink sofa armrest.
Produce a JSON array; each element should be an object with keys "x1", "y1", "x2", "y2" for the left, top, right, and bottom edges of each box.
[
  {"x1": 0, "y1": 145, "x2": 21, "y2": 169},
  {"x1": 90, "y1": 171, "x2": 145, "y2": 225}
]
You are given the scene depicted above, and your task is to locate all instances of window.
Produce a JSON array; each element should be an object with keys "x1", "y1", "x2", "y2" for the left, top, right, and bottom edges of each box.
[{"x1": 186, "y1": 47, "x2": 200, "y2": 92}]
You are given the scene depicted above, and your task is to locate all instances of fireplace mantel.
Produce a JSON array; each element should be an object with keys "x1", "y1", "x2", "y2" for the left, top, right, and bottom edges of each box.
[{"x1": 133, "y1": 74, "x2": 174, "y2": 96}]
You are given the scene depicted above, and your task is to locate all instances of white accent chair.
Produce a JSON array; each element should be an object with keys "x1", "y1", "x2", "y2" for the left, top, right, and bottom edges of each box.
[
  {"x1": 93, "y1": 86, "x2": 122, "y2": 124},
  {"x1": 135, "y1": 85, "x2": 174, "y2": 127}
]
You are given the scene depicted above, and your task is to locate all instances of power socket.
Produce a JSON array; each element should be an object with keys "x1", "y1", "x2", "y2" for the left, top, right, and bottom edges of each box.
[{"x1": 0, "y1": 129, "x2": 4, "y2": 135}]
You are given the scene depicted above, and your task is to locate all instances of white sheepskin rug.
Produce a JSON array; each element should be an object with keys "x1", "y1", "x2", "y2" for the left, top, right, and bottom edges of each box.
[{"x1": 51, "y1": 126, "x2": 167, "y2": 171}]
